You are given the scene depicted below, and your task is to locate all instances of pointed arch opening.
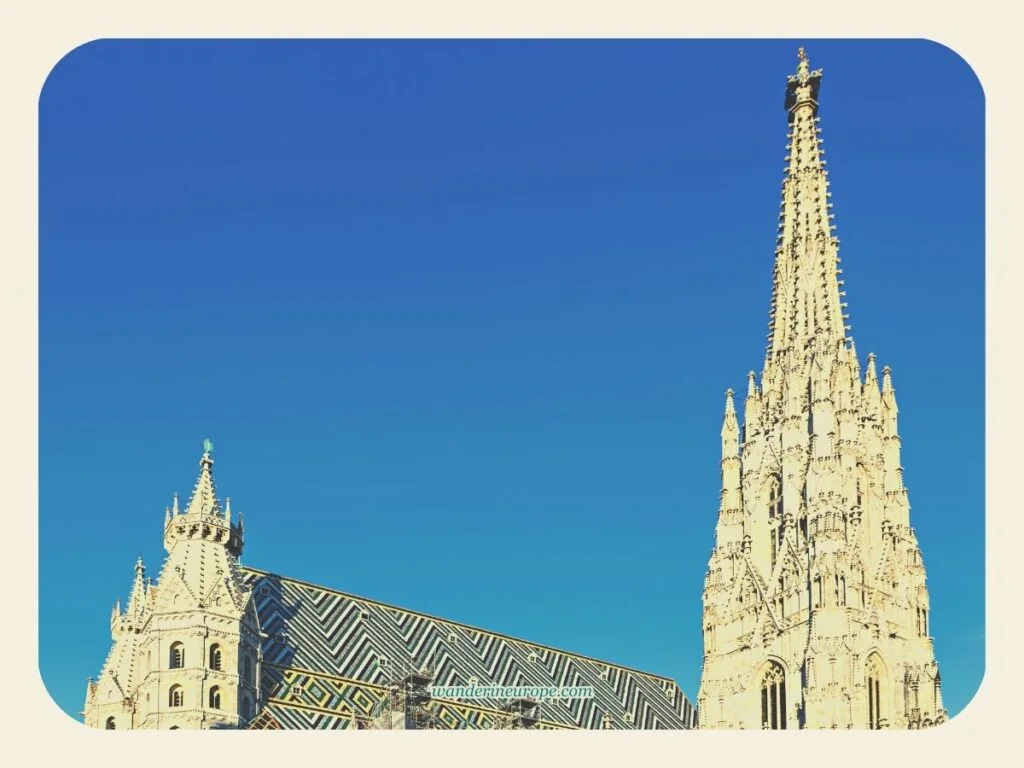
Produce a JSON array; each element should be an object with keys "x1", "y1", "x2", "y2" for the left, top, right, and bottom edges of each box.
[
  {"x1": 105, "y1": 716, "x2": 116, "y2": 730},
  {"x1": 768, "y1": 476, "x2": 783, "y2": 567},
  {"x1": 768, "y1": 476, "x2": 783, "y2": 520},
  {"x1": 856, "y1": 463, "x2": 868, "y2": 509},
  {"x1": 866, "y1": 654, "x2": 886, "y2": 729},
  {"x1": 169, "y1": 641, "x2": 185, "y2": 669},
  {"x1": 169, "y1": 684, "x2": 184, "y2": 708},
  {"x1": 760, "y1": 661, "x2": 787, "y2": 730}
]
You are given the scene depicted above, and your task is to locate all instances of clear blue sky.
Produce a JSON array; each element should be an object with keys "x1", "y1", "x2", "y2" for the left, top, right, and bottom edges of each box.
[{"x1": 39, "y1": 39, "x2": 984, "y2": 724}]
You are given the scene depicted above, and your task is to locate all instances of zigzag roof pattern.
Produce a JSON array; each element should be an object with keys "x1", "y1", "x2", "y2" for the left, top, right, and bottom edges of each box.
[{"x1": 240, "y1": 567, "x2": 697, "y2": 729}]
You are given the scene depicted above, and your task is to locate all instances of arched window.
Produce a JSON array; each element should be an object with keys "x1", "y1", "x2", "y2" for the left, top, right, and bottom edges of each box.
[
  {"x1": 243, "y1": 656, "x2": 253, "y2": 682},
  {"x1": 760, "y1": 662, "x2": 787, "y2": 730},
  {"x1": 866, "y1": 655, "x2": 885, "y2": 729},
  {"x1": 209, "y1": 685, "x2": 221, "y2": 709},
  {"x1": 242, "y1": 697, "x2": 253, "y2": 720},
  {"x1": 105, "y1": 717, "x2": 116, "y2": 730},
  {"x1": 169, "y1": 685, "x2": 184, "y2": 708},
  {"x1": 169, "y1": 642, "x2": 185, "y2": 669},
  {"x1": 209, "y1": 644, "x2": 222, "y2": 671}
]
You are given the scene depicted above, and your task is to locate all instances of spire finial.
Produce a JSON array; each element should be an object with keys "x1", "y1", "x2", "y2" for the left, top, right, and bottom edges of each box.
[
  {"x1": 864, "y1": 353, "x2": 880, "y2": 396},
  {"x1": 796, "y1": 47, "x2": 811, "y2": 81},
  {"x1": 184, "y1": 439, "x2": 220, "y2": 517},
  {"x1": 882, "y1": 365, "x2": 894, "y2": 394},
  {"x1": 172, "y1": 492, "x2": 179, "y2": 516},
  {"x1": 746, "y1": 371, "x2": 757, "y2": 398},
  {"x1": 725, "y1": 388, "x2": 736, "y2": 415}
]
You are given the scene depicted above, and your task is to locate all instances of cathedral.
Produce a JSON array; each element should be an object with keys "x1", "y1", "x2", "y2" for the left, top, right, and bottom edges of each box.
[{"x1": 82, "y1": 48, "x2": 945, "y2": 731}]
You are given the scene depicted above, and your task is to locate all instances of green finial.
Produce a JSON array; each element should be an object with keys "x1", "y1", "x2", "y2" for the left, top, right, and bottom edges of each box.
[{"x1": 203, "y1": 437, "x2": 213, "y2": 455}]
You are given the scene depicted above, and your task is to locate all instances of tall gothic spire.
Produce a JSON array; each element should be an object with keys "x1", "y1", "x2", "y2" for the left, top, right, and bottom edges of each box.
[
  {"x1": 699, "y1": 47, "x2": 946, "y2": 731},
  {"x1": 766, "y1": 47, "x2": 847, "y2": 364}
]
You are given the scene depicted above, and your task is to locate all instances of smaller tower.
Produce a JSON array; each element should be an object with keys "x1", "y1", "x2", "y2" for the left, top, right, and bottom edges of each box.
[{"x1": 84, "y1": 440, "x2": 263, "y2": 729}]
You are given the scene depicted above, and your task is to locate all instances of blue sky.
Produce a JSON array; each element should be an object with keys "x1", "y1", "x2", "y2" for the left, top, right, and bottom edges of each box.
[{"x1": 38, "y1": 39, "x2": 984, "y2": 724}]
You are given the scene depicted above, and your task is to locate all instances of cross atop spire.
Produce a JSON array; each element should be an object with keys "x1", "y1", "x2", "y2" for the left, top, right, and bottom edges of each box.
[
  {"x1": 785, "y1": 46, "x2": 823, "y2": 120},
  {"x1": 796, "y1": 47, "x2": 810, "y2": 79}
]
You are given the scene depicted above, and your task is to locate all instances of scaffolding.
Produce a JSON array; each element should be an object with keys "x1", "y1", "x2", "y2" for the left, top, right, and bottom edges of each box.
[
  {"x1": 364, "y1": 666, "x2": 442, "y2": 730},
  {"x1": 356, "y1": 649, "x2": 547, "y2": 731},
  {"x1": 490, "y1": 698, "x2": 541, "y2": 730}
]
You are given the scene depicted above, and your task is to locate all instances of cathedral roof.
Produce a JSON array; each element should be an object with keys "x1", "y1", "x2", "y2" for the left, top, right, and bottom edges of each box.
[{"x1": 240, "y1": 567, "x2": 696, "y2": 730}]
